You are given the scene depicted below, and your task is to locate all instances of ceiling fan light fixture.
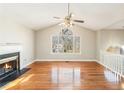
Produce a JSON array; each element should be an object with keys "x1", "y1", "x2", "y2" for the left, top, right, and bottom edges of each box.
[
  {"x1": 70, "y1": 13, "x2": 74, "y2": 17},
  {"x1": 59, "y1": 22, "x2": 73, "y2": 27},
  {"x1": 54, "y1": 3, "x2": 84, "y2": 28}
]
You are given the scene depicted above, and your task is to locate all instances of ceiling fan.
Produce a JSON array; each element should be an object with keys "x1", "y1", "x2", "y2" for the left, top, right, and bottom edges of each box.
[{"x1": 53, "y1": 3, "x2": 84, "y2": 27}]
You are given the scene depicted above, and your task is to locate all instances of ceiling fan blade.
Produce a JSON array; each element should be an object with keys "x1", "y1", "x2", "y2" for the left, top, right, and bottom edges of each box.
[
  {"x1": 73, "y1": 20, "x2": 84, "y2": 23},
  {"x1": 53, "y1": 17, "x2": 61, "y2": 19}
]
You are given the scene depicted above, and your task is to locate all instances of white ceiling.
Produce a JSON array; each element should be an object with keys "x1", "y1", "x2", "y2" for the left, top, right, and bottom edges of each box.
[{"x1": 1, "y1": 3, "x2": 124, "y2": 31}]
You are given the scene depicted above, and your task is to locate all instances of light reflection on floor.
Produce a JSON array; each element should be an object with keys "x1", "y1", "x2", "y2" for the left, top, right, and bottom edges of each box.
[
  {"x1": 104, "y1": 69, "x2": 121, "y2": 83},
  {"x1": 121, "y1": 83, "x2": 124, "y2": 89},
  {"x1": 0, "y1": 74, "x2": 35, "y2": 90},
  {"x1": 51, "y1": 66, "x2": 80, "y2": 89}
]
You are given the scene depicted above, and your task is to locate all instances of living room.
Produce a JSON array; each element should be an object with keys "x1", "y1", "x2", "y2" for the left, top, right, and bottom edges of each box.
[{"x1": 0, "y1": 0, "x2": 124, "y2": 92}]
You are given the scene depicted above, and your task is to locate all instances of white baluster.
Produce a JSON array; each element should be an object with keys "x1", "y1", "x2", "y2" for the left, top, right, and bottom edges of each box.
[{"x1": 100, "y1": 51, "x2": 124, "y2": 78}]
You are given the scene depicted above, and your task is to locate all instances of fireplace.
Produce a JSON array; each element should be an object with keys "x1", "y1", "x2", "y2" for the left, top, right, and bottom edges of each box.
[{"x1": 0, "y1": 52, "x2": 20, "y2": 80}]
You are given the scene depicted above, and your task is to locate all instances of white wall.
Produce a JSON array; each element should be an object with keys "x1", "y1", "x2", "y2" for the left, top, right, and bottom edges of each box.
[
  {"x1": 97, "y1": 29, "x2": 124, "y2": 61},
  {"x1": 36, "y1": 25, "x2": 97, "y2": 61},
  {"x1": 0, "y1": 10, "x2": 35, "y2": 69}
]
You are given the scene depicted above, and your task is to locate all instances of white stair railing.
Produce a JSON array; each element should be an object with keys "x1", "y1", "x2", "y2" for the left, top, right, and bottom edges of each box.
[{"x1": 99, "y1": 51, "x2": 124, "y2": 77}]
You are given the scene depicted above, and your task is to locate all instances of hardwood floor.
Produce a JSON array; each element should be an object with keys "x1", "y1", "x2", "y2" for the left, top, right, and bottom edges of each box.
[{"x1": 1, "y1": 61, "x2": 124, "y2": 90}]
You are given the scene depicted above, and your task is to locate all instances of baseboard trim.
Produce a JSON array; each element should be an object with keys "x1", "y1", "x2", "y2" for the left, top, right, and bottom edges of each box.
[
  {"x1": 34, "y1": 59, "x2": 97, "y2": 62},
  {"x1": 20, "y1": 59, "x2": 97, "y2": 69}
]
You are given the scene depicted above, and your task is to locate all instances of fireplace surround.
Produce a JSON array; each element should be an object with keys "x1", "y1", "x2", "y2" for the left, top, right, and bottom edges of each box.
[
  {"x1": 0, "y1": 52, "x2": 31, "y2": 87},
  {"x1": 0, "y1": 52, "x2": 20, "y2": 80}
]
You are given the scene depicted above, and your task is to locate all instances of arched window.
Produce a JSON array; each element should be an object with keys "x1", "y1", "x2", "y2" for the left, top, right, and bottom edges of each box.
[{"x1": 52, "y1": 27, "x2": 80, "y2": 53}]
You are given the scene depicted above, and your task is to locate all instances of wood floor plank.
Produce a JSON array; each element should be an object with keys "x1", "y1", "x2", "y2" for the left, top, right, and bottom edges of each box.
[{"x1": 1, "y1": 61, "x2": 124, "y2": 90}]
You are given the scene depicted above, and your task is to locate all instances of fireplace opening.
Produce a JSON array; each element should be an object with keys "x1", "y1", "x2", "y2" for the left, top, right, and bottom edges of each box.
[{"x1": 0, "y1": 60, "x2": 17, "y2": 76}]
